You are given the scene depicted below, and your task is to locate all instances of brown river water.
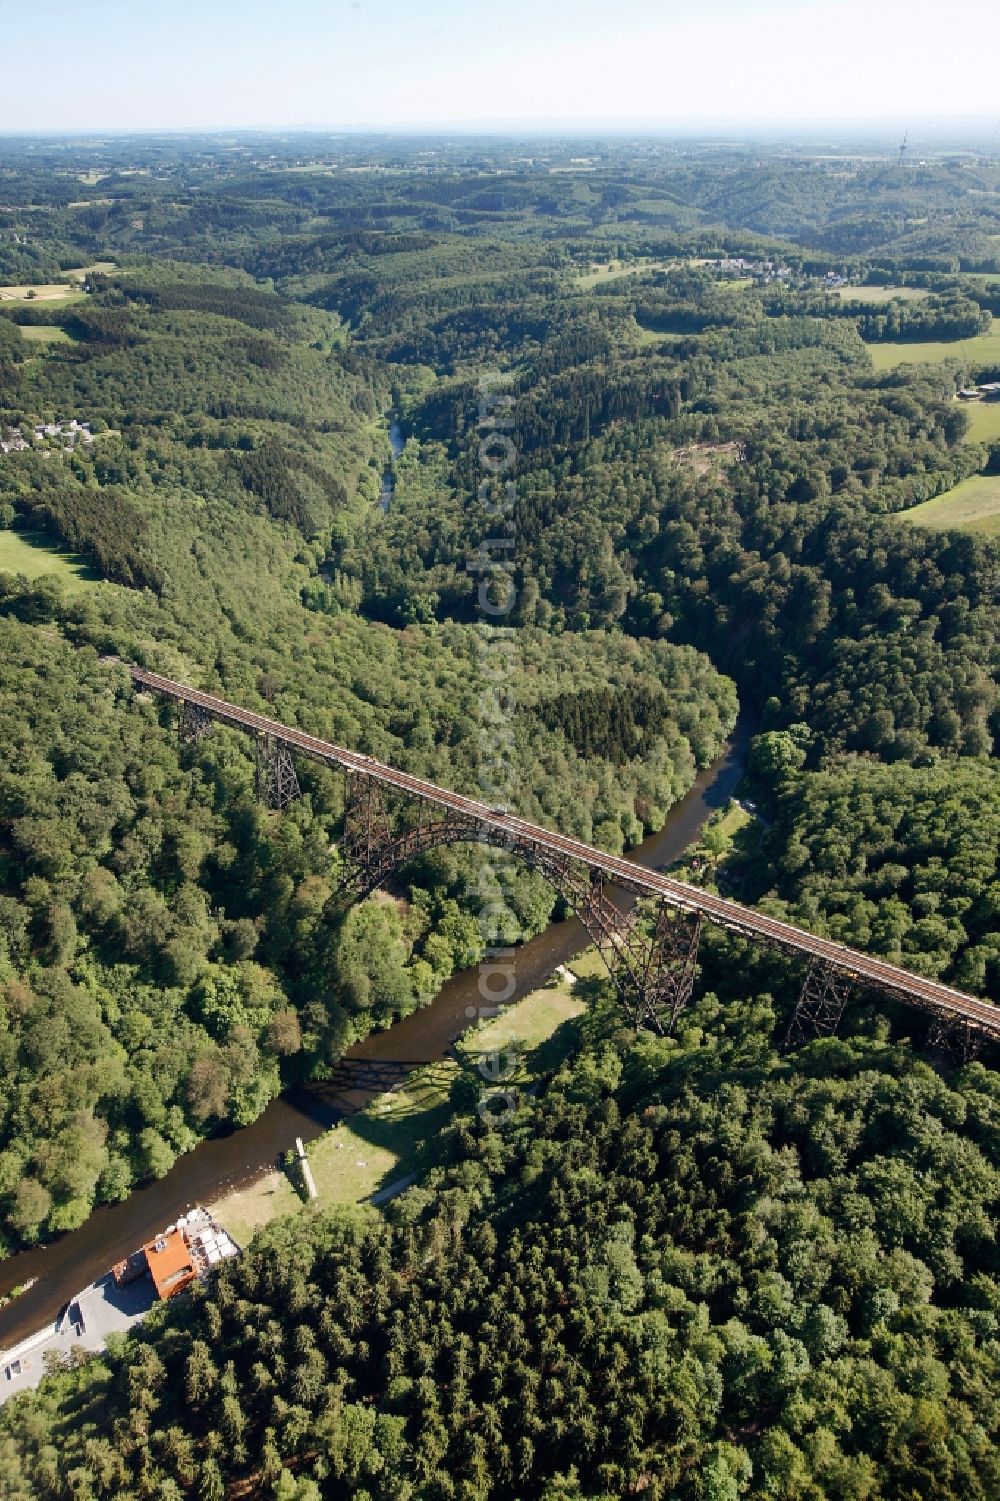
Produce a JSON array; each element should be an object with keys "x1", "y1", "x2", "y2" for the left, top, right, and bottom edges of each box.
[{"x1": 0, "y1": 714, "x2": 750, "y2": 1351}]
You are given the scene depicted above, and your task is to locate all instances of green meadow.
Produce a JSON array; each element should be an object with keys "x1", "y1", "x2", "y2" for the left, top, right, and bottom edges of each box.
[
  {"x1": 633, "y1": 320, "x2": 690, "y2": 347},
  {"x1": 577, "y1": 257, "x2": 673, "y2": 288},
  {"x1": 868, "y1": 324, "x2": 1000, "y2": 371},
  {"x1": 898, "y1": 474, "x2": 1000, "y2": 537},
  {"x1": 17, "y1": 325, "x2": 75, "y2": 345},
  {"x1": 962, "y1": 399, "x2": 1000, "y2": 445},
  {"x1": 838, "y1": 285, "x2": 929, "y2": 304},
  {"x1": 0, "y1": 529, "x2": 100, "y2": 590},
  {"x1": 211, "y1": 978, "x2": 585, "y2": 1248},
  {"x1": 0, "y1": 283, "x2": 85, "y2": 306},
  {"x1": 63, "y1": 260, "x2": 116, "y2": 278}
]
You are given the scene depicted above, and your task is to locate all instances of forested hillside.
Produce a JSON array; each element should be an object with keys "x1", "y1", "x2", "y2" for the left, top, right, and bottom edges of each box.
[
  {"x1": 2, "y1": 995, "x2": 998, "y2": 1499},
  {"x1": 1, "y1": 133, "x2": 999, "y2": 1497},
  {"x1": 0, "y1": 611, "x2": 731, "y2": 1249},
  {"x1": 737, "y1": 753, "x2": 1000, "y2": 993}
]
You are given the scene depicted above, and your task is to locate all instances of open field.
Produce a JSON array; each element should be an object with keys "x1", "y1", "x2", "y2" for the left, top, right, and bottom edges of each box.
[
  {"x1": 0, "y1": 530, "x2": 100, "y2": 590},
  {"x1": 634, "y1": 322, "x2": 690, "y2": 347},
  {"x1": 581, "y1": 257, "x2": 753, "y2": 292},
  {"x1": 868, "y1": 325, "x2": 1000, "y2": 371},
  {"x1": 837, "y1": 285, "x2": 929, "y2": 304},
  {"x1": 61, "y1": 261, "x2": 115, "y2": 280},
  {"x1": 459, "y1": 980, "x2": 584, "y2": 1081},
  {"x1": 577, "y1": 258, "x2": 673, "y2": 288},
  {"x1": 17, "y1": 325, "x2": 75, "y2": 345},
  {"x1": 0, "y1": 284, "x2": 85, "y2": 305},
  {"x1": 211, "y1": 979, "x2": 585, "y2": 1248},
  {"x1": 898, "y1": 474, "x2": 1000, "y2": 537},
  {"x1": 0, "y1": 263, "x2": 109, "y2": 307},
  {"x1": 566, "y1": 946, "x2": 608, "y2": 980},
  {"x1": 962, "y1": 399, "x2": 1000, "y2": 445},
  {"x1": 211, "y1": 1063, "x2": 456, "y2": 1249}
]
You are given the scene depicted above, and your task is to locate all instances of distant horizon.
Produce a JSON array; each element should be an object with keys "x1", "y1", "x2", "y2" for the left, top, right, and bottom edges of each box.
[
  {"x1": 0, "y1": 116, "x2": 997, "y2": 143},
  {"x1": 1, "y1": 0, "x2": 996, "y2": 136}
]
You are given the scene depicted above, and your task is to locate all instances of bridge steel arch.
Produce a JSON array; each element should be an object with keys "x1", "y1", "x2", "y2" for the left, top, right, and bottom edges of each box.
[
  {"x1": 337, "y1": 780, "x2": 701, "y2": 1033},
  {"x1": 124, "y1": 664, "x2": 1000, "y2": 1051}
]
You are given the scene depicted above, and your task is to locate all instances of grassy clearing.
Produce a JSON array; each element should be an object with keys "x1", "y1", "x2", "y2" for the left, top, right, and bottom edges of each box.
[
  {"x1": 837, "y1": 285, "x2": 929, "y2": 304},
  {"x1": 633, "y1": 322, "x2": 690, "y2": 348},
  {"x1": 459, "y1": 980, "x2": 585, "y2": 1082},
  {"x1": 707, "y1": 802, "x2": 754, "y2": 843},
  {"x1": 211, "y1": 980, "x2": 585, "y2": 1248},
  {"x1": 212, "y1": 1063, "x2": 456, "y2": 1248},
  {"x1": 868, "y1": 325, "x2": 1000, "y2": 371},
  {"x1": 566, "y1": 947, "x2": 609, "y2": 981},
  {"x1": 17, "y1": 325, "x2": 75, "y2": 345},
  {"x1": 961, "y1": 399, "x2": 1000, "y2": 445},
  {"x1": 577, "y1": 258, "x2": 673, "y2": 289},
  {"x1": 0, "y1": 530, "x2": 100, "y2": 591},
  {"x1": 898, "y1": 474, "x2": 1000, "y2": 537},
  {"x1": 0, "y1": 284, "x2": 85, "y2": 305},
  {"x1": 63, "y1": 261, "x2": 115, "y2": 278},
  {"x1": 675, "y1": 799, "x2": 755, "y2": 881}
]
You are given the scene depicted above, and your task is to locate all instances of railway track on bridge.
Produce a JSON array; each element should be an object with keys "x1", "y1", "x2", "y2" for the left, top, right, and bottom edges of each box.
[{"x1": 126, "y1": 665, "x2": 1000, "y2": 1044}]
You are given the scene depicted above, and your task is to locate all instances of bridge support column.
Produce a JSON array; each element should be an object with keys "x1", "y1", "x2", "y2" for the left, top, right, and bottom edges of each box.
[
  {"x1": 179, "y1": 700, "x2": 214, "y2": 744},
  {"x1": 635, "y1": 905, "x2": 702, "y2": 1035},
  {"x1": 927, "y1": 1013, "x2": 981, "y2": 1063},
  {"x1": 524, "y1": 864, "x2": 704, "y2": 1037},
  {"x1": 343, "y1": 771, "x2": 392, "y2": 870},
  {"x1": 255, "y1": 733, "x2": 300, "y2": 811},
  {"x1": 785, "y1": 960, "x2": 852, "y2": 1048}
]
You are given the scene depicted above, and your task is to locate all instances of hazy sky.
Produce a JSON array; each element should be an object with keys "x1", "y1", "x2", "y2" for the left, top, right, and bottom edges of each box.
[{"x1": 0, "y1": 0, "x2": 996, "y2": 133}]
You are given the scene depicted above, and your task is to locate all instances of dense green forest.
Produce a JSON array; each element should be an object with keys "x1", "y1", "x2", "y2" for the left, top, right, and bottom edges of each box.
[
  {"x1": 0, "y1": 609, "x2": 731, "y2": 1248},
  {"x1": 735, "y1": 746, "x2": 1000, "y2": 990},
  {"x1": 2, "y1": 997, "x2": 998, "y2": 1499},
  {"x1": 0, "y1": 244, "x2": 735, "y2": 1248},
  {"x1": 1, "y1": 132, "x2": 999, "y2": 1496}
]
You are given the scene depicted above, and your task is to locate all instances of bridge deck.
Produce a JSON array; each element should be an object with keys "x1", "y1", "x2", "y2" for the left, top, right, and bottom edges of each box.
[{"x1": 128, "y1": 665, "x2": 1000, "y2": 1039}]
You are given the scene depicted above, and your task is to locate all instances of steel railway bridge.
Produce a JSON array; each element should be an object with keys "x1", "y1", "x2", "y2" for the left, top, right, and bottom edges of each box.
[{"x1": 127, "y1": 665, "x2": 1000, "y2": 1053}]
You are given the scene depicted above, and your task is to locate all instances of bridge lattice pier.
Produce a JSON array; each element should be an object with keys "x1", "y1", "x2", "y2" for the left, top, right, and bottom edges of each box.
[
  {"x1": 127, "y1": 664, "x2": 1000, "y2": 1050},
  {"x1": 336, "y1": 785, "x2": 704, "y2": 1032},
  {"x1": 179, "y1": 700, "x2": 214, "y2": 744},
  {"x1": 255, "y1": 732, "x2": 300, "y2": 811},
  {"x1": 785, "y1": 960, "x2": 853, "y2": 1048}
]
